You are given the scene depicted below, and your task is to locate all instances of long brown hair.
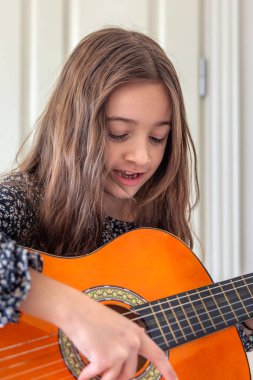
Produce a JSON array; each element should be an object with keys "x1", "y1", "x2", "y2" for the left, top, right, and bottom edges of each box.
[{"x1": 14, "y1": 27, "x2": 199, "y2": 254}]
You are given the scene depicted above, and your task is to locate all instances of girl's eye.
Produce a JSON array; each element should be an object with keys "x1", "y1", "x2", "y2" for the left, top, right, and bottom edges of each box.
[
  {"x1": 109, "y1": 133, "x2": 127, "y2": 142},
  {"x1": 150, "y1": 136, "x2": 167, "y2": 144}
]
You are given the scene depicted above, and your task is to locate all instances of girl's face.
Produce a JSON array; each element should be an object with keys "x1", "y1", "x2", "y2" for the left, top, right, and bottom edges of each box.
[{"x1": 104, "y1": 81, "x2": 172, "y2": 203}]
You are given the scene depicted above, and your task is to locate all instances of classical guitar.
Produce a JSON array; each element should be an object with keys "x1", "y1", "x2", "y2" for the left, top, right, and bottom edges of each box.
[{"x1": 0, "y1": 228, "x2": 252, "y2": 379}]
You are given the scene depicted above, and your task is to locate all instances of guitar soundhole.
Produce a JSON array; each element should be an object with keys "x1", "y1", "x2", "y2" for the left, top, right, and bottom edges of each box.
[{"x1": 59, "y1": 285, "x2": 162, "y2": 380}]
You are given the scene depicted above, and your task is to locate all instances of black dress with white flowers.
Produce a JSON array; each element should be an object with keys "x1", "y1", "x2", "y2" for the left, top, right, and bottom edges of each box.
[{"x1": 0, "y1": 174, "x2": 253, "y2": 351}]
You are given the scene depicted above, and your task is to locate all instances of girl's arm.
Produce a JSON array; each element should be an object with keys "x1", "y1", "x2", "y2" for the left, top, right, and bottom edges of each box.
[
  {"x1": 21, "y1": 269, "x2": 178, "y2": 380},
  {"x1": 242, "y1": 320, "x2": 253, "y2": 331}
]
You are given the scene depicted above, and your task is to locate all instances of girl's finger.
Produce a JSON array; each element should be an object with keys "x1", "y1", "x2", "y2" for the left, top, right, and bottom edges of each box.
[
  {"x1": 100, "y1": 364, "x2": 124, "y2": 380},
  {"x1": 116, "y1": 350, "x2": 138, "y2": 380},
  {"x1": 139, "y1": 334, "x2": 178, "y2": 380},
  {"x1": 78, "y1": 360, "x2": 123, "y2": 380},
  {"x1": 78, "y1": 362, "x2": 107, "y2": 380}
]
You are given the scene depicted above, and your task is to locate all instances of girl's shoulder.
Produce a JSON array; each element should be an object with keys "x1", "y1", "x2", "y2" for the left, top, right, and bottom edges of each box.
[
  {"x1": 1, "y1": 171, "x2": 36, "y2": 188},
  {"x1": 0, "y1": 172, "x2": 40, "y2": 200},
  {"x1": 0, "y1": 172, "x2": 41, "y2": 242}
]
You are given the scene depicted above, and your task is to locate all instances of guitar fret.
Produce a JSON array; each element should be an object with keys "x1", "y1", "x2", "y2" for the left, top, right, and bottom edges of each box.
[
  {"x1": 241, "y1": 275, "x2": 253, "y2": 299},
  {"x1": 208, "y1": 283, "x2": 235, "y2": 325},
  {"x1": 175, "y1": 295, "x2": 196, "y2": 337},
  {"x1": 218, "y1": 284, "x2": 238, "y2": 319},
  {"x1": 166, "y1": 298, "x2": 187, "y2": 343},
  {"x1": 156, "y1": 300, "x2": 179, "y2": 345},
  {"x1": 169, "y1": 296, "x2": 196, "y2": 342},
  {"x1": 195, "y1": 286, "x2": 227, "y2": 330},
  {"x1": 222, "y1": 280, "x2": 250, "y2": 321},
  {"x1": 141, "y1": 303, "x2": 168, "y2": 348},
  {"x1": 185, "y1": 291, "x2": 207, "y2": 334},
  {"x1": 206, "y1": 286, "x2": 227, "y2": 326},
  {"x1": 208, "y1": 276, "x2": 253, "y2": 326},
  {"x1": 132, "y1": 273, "x2": 253, "y2": 351},
  {"x1": 195, "y1": 289, "x2": 216, "y2": 330},
  {"x1": 230, "y1": 280, "x2": 250, "y2": 318},
  {"x1": 230, "y1": 276, "x2": 253, "y2": 320},
  {"x1": 149, "y1": 303, "x2": 169, "y2": 346},
  {"x1": 176, "y1": 292, "x2": 207, "y2": 339}
]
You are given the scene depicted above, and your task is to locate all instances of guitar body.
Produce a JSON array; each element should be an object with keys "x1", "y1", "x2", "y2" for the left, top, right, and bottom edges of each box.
[{"x1": 0, "y1": 228, "x2": 251, "y2": 379}]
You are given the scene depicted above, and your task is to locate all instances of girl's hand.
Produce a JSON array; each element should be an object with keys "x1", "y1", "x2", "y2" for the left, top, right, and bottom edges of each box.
[
  {"x1": 21, "y1": 270, "x2": 178, "y2": 380},
  {"x1": 62, "y1": 292, "x2": 178, "y2": 380}
]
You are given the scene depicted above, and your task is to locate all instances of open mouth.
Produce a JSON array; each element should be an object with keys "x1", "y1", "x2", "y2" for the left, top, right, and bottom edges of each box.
[
  {"x1": 115, "y1": 170, "x2": 139, "y2": 179},
  {"x1": 112, "y1": 170, "x2": 144, "y2": 186}
]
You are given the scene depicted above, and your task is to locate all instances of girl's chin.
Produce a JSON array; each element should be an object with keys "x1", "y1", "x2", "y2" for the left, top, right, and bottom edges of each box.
[
  {"x1": 108, "y1": 190, "x2": 135, "y2": 200},
  {"x1": 105, "y1": 185, "x2": 138, "y2": 200}
]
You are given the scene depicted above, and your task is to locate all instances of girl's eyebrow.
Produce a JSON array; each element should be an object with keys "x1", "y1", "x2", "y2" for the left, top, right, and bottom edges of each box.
[
  {"x1": 107, "y1": 116, "x2": 135, "y2": 124},
  {"x1": 106, "y1": 116, "x2": 172, "y2": 127}
]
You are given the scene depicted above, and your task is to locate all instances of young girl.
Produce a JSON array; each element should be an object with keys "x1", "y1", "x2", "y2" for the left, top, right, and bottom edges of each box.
[{"x1": 0, "y1": 27, "x2": 252, "y2": 380}]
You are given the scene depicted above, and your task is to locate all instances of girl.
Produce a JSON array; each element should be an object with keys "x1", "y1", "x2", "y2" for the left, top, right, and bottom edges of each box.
[{"x1": 0, "y1": 27, "x2": 252, "y2": 380}]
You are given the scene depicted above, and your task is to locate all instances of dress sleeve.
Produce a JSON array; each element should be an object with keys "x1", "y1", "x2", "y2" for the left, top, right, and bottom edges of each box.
[
  {"x1": 237, "y1": 323, "x2": 253, "y2": 352},
  {"x1": 0, "y1": 178, "x2": 43, "y2": 327},
  {"x1": 0, "y1": 232, "x2": 42, "y2": 327}
]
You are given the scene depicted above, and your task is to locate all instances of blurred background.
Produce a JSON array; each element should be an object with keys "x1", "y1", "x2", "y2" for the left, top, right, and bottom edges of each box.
[{"x1": 0, "y1": 0, "x2": 253, "y2": 367}]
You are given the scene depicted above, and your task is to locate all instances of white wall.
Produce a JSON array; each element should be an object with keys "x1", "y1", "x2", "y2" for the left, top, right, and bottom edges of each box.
[
  {"x1": 241, "y1": 0, "x2": 253, "y2": 274},
  {"x1": 0, "y1": 0, "x2": 200, "y2": 172},
  {"x1": 0, "y1": 1, "x2": 22, "y2": 171}
]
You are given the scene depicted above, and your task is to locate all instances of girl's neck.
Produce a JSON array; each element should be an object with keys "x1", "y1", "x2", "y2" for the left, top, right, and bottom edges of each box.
[{"x1": 103, "y1": 193, "x2": 135, "y2": 223}]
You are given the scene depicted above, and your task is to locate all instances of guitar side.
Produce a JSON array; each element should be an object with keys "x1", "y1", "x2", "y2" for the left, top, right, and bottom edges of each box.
[{"x1": 0, "y1": 228, "x2": 251, "y2": 379}]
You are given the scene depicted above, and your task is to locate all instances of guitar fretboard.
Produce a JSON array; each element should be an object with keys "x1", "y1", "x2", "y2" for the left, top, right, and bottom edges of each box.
[{"x1": 133, "y1": 273, "x2": 253, "y2": 350}]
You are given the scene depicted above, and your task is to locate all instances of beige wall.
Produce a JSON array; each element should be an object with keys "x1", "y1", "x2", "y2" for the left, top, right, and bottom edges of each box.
[
  {"x1": 0, "y1": 0, "x2": 200, "y2": 173},
  {"x1": 241, "y1": 0, "x2": 253, "y2": 274}
]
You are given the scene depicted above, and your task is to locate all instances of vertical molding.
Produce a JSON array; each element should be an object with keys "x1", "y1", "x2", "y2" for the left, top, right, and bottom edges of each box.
[
  {"x1": 65, "y1": 0, "x2": 82, "y2": 54},
  {"x1": 148, "y1": 0, "x2": 172, "y2": 48},
  {"x1": 20, "y1": 0, "x2": 33, "y2": 143},
  {"x1": 241, "y1": 0, "x2": 253, "y2": 275},
  {"x1": 0, "y1": 0, "x2": 22, "y2": 171},
  {"x1": 203, "y1": 0, "x2": 240, "y2": 280},
  {"x1": 29, "y1": 1, "x2": 38, "y2": 131},
  {"x1": 231, "y1": 0, "x2": 240, "y2": 276},
  {"x1": 149, "y1": 0, "x2": 202, "y2": 256},
  {"x1": 20, "y1": 1, "x2": 67, "y2": 142}
]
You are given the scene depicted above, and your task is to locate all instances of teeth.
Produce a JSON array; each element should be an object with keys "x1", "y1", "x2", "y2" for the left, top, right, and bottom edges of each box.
[{"x1": 117, "y1": 171, "x2": 138, "y2": 179}]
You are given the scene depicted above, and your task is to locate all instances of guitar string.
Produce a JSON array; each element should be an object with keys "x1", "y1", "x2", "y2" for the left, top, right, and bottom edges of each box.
[
  {"x1": 26, "y1": 367, "x2": 71, "y2": 380},
  {"x1": 0, "y1": 341, "x2": 57, "y2": 362},
  {"x1": 1, "y1": 274, "x2": 252, "y2": 354},
  {"x1": 0, "y1": 306, "x2": 249, "y2": 380},
  {"x1": 25, "y1": 366, "x2": 72, "y2": 380},
  {"x1": 0, "y1": 342, "x2": 78, "y2": 380},
  {"x1": 130, "y1": 284, "x2": 252, "y2": 324},
  {"x1": 0, "y1": 345, "x2": 61, "y2": 370},
  {"x1": 56, "y1": 375, "x2": 74, "y2": 380},
  {"x1": 145, "y1": 298, "x2": 250, "y2": 337},
  {"x1": 123, "y1": 273, "x2": 253, "y2": 318},
  {"x1": 3, "y1": 366, "x2": 75, "y2": 380},
  {"x1": 0, "y1": 358, "x2": 63, "y2": 380},
  {"x1": 0, "y1": 298, "x2": 251, "y2": 376},
  {"x1": 0, "y1": 332, "x2": 56, "y2": 352},
  {"x1": 25, "y1": 365, "x2": 93, "y2": 380}
]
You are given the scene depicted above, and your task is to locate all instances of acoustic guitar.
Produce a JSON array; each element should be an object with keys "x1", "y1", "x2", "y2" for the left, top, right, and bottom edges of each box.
[{"x1": 0, "y1": 228, "x2": 252, "y2": 379}]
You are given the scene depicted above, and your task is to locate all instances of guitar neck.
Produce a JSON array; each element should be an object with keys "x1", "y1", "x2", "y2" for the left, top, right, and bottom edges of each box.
[{"x1": 133, "y1": 273, "x2": 253, "y2": 350}]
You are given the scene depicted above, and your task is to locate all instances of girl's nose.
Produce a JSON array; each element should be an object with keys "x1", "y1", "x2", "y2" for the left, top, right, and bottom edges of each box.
[{"x1": 124, "y1": 140, "x2": 151, "y2": 166}]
